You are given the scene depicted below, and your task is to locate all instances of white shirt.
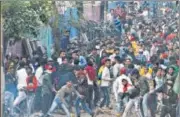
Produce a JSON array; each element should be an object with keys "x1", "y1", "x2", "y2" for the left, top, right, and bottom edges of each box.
[
  {"x1": 113, "y1": 74, "x2": 132, "y2": 101},
  {"x1": 142, "y1": 10, "x2": 148, "y2": 17},
  {"x1": 57, "y1": 57, "x2": 62, "y2": 65},
  {"x1": 107, "y1": 13, "x2": 113, "y2": 23},
  {"x1": 109, "y1": 53, "x2": 116, "y2": 62},
  {"x1": 35, "y1": 66, "x2": 44, "y2": 86},
  {"x1": 113, "y1": 63, "x2": 124, "y2": 78},
  {"x1": 99, "y1": 49, "x2": 104, "y2": 58},
  {"x1": 87, "y1": 75, "x2": 93, "y2": 85},
  {"x1": 150, "y1": 45, "x2": 158, "y2": 56},
  {"x1": 143, "y1": 50, "x2": 150, "y2": 61},
  {"x1": 16, "y1": 68, "x2": 28, "y2": 90},
  {"x1": 85, "y1": 69, "x2": 94, "y2": 85},
  {"x1": 101, "y1": 67, "x2": 111, "y2": 87}
]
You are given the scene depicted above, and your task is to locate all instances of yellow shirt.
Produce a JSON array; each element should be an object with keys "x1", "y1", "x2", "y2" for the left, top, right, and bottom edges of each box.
[
  {"x1": 139, "y1": 67, "x2": 153, "y2": 76},
  {"x1": 131, "y1": 41, "x2": 140, "y2": 56},
  {"x1": 105, "y1": 49, "x2": 114, "y2": 54}
]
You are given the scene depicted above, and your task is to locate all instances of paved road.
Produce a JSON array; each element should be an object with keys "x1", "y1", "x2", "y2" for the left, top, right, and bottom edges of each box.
[{"x1": 32, "y1": 113, "x2": 116, "y2": 117}]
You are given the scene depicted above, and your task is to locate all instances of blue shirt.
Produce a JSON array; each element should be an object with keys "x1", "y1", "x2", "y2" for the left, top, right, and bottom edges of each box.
[{"x1": 79, "y1": 56, "x2": 87, "y2": 68}]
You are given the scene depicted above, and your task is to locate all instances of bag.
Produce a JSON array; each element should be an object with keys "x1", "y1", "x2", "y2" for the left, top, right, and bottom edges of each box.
[
  {"x1": 128, "y1": 88, "x2": 140, "y2": 99},
  {"x1": 98, "y1": 66, "x2": 105, "y2": 80}
]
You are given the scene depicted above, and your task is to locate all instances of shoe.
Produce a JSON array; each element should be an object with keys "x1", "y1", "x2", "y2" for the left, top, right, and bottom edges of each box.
[
  {"x1": 101, "y1": 107, "x2": 107, "y2": 110},
  {"x1": 102, "y1": 106, "x2": 109, "y2": 110},
  {"x1": 91, "y1": 112, "x2": 95, "y2": 117},
  {"x1": 43, "y1": 114, "x2": 53, "y2": 117},
  {"x1": 70, "y1": 113, "x2": 75, "y2": 117},
  {"x1": 116, "y1": 113, "x2": 121, "y2": 117}
]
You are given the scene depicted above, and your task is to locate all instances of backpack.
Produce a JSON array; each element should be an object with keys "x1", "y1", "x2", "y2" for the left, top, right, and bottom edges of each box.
[{"x1": 98, "y1": 66, "x2": 105, "y2": 80}]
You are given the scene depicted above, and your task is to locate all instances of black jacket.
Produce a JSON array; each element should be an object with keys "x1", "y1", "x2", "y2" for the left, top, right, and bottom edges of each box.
[
  {"x1": 76, "y1": 78, "x2": 88, "y2": 97},
  {"x1": 154, "y1": 84, "x2": 178, "y2": 106},
  {"x1": 134, "y1": 78, "x2": 149, "y2": 96}
]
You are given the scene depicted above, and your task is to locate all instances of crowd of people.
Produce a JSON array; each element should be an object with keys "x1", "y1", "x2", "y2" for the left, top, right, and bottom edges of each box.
[{"x1": 3, "y1": 1, "x2": 180, "y2": 117}]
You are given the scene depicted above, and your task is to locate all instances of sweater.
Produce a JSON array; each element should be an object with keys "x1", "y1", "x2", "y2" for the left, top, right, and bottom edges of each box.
[{"x1": 56, "y1": 85, "x2": 80, "y2": 104}]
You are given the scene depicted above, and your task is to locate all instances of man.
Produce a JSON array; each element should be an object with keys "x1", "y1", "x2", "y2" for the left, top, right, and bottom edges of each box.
[
  {"x1": 122, "y1": 75, "x2": 149, "y2": 117},
  {"x1": 77, "y1": 51, "x2": 87, "y2": 68},
  {"x1": 136, "y1": 49, "x2": 147, "y2": 65},
  {"x1": 149, "y1": 79, "x2": 178, "y2": 117},
  {"x1": 21, "y1": 56, "x2": 34, "y2": 73},
  {"x1": 113, "y1": 67, "x2": 132, "y2": 116},
  {"x1": 71, "y1": 50, "x2": 79, "y2": 66},
  {"x1": 46, "y1": 81, "x2": 83, "y2": 117},
  {"x1": 75, "y1": 71, "x2": 94, "y2": 117},
  {"x1": 114, "y1": 4, "x2": 123, "y2": 18},
  {"x1": 113, "y1": 56, "x2": 124, "y2": 78},
  {"x1": 41, "y1": 64, "x2": 55, "y2": 116},
  {"x1": 13, "y1": 61, "x2": 28, "y2": 108},
  {"x1": 34, "y1": 59, "x2": 46, "y2": 112},
  {"x1": 129, "y1": 73, "x2": 149, "y2": 117},
  {"x1": 114, "y1": 15, "x2": 122, "y2": 35},
  {"x1": 99, "y1": 59, "x2": 112, "y2": 108},
  {"x1": 61, "y1": 30, "x2": 70, "y2": 50},
  {"x1": 84, "y1": 60, "x2": 97, "y2": 109},
  {"x1": 5, "y1": 67, "x2": 17, "y2": 97},
  {"x1": 5, "y1": 67, "x2": 17, "y2": 116},
  {"x1": 173, "y1": 73, "x2": 180, "y2": 117},
  {"x1": 57, "y1": 50, "x2": 66, "y2": 65},
  {"x1": 25, "y1": 67, "x2": 38, "y2": 115},
  {"x1": 109, "y1": 48, "x2": 120, "y2": 64},
  {"x1": 107, "y1": 9, "x2": 115, "y2": 24}
]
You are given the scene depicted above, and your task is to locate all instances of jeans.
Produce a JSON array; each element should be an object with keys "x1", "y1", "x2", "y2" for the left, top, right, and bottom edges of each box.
[
  {"x1": 142, "y1": 93, "x2": 157, "y2": 117},
  {"x1": 48, "y1": 97, "x2": 70, "y2": 117},
  {"x1": 87, "y1": 85, "x2": 99, "y2": 109},
  {"x1": 122, "y1": 97, "x2": 143, "y2": 117},
  {"x1": 34, "y1": 86, "x2": 42, "y2": 112},
  {"x1": 13, "y1": 91, "x2": 27, "y2": 107},
  {"x1": 65, "y1": 94, "x2": 73, "y2": 111},
  {"x1": 4, "y1": 91, "x2": 14, "y2": 116},
  {"x1": 42, "y1": 93, "x2": 53, "y2": 114},
  {"x1": 26, "y1": 93, "x2": 35, "y2": 116},
  {"x1": 116, "y1": 93, "x2": 129, "y2": 113},
  {"x1": 177, "y1": 99, "x2": 180, "y2": 117},
  {"x1": 75, "y1": 97, "x2": 93, "y2": 116},
  {"x1": 87, "y1": 85, "x2": 94, "y2": 109},
  {"x1": 160, "y1": 105, "x2": 176, "y2": 117},
  {"x1": 94, "y1": 85, "x2": 100, "y2": 106},
  {"x1": 100, "y1": 87, "x2": 110, "y2": 107}
]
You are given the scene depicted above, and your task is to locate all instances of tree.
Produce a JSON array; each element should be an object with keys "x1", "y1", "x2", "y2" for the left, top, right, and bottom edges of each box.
[{"x1": 2, "y1": 0, "x2": 58, "y2": 40}]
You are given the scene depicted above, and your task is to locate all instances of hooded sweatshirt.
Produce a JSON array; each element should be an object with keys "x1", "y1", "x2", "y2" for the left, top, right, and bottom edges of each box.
[{"x1": 113, "y1": 74, "x2": 132, "y2": 101}]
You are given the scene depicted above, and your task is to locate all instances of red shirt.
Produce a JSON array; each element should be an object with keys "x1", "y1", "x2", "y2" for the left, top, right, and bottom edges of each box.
[
  {"x1": 26, "y1": 76, "x2": 38, "y2": 92},
  {"x1": 85, "y1": 65, "x2": 96, "y2": 81},
  {"x1": 123, "y1": 84, "x2": 132, "y2": 93}
]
